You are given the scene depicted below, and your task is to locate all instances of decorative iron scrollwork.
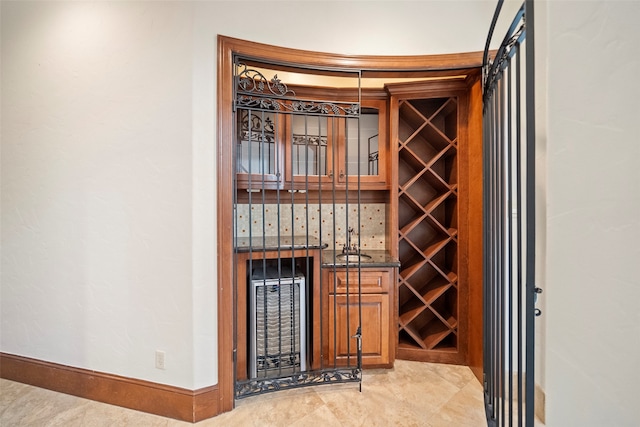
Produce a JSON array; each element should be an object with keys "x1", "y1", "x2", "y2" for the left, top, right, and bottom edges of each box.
[
  {"x1": 483, "y1": 18, "x2": 526, "y2": 100},
  {"x1": 236, "y1": 64, "x2": 296, "y2": 98},
  {"x1": 235, "y1": 62, "x2": 360, "y2": 117},
  {"x1": 292, "y1": 134, "x2": 327, "y2": 146},
  {"x1": 239, "y1": 110, "x2": 275, "y2": 143},
  {"x1": 235, "y1": 368, "x2": 362, "y2": 399}
]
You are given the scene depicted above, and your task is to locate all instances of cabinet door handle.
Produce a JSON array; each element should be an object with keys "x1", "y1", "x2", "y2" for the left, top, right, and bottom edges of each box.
[{"x1": 339, "y1": 170, "x2": 345, "y2": 179}]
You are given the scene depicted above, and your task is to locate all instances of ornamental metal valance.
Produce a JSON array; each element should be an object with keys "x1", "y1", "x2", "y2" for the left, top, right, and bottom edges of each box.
[{"x1": 235, "y1": 63, "x2": 360, "y2": 117}]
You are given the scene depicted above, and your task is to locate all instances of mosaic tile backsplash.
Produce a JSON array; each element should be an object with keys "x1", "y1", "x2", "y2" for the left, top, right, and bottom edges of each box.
[{"x1": 235, "y1": 203, "x2": 387, "y2": 250}]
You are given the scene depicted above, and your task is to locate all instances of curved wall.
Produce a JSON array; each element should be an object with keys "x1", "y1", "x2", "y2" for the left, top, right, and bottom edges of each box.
[{"x1": 1, "y1": 1, "x2": 496, "y2": 390}]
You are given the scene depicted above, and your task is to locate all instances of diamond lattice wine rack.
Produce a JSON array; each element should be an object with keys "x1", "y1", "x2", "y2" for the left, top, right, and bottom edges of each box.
[{"x1": 395, "y1": 96, "x2": 460, "y2": 359}]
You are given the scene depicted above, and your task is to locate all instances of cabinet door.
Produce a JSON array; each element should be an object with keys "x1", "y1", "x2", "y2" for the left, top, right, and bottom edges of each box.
[
  {"x1": 235, "y1": 109, "x2": 284, "y2": 190},
  {"x1": 283, "y1": 97, "x2": 388, "y2": 191},
  {"x1": 284, "y1": 114, "x2": 336, "y2": 189},
  {"x1": 328, "y1": 293, "x2": 390, "y2": 367},
  {"x1": 338, "y1": 98, "x2": 389, "y2": 190}
]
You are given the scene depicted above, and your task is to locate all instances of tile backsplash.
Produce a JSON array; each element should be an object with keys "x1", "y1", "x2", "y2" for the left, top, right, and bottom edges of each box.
[{"x1": 235, "y1": 203, "x2": 386, "y2": 250}]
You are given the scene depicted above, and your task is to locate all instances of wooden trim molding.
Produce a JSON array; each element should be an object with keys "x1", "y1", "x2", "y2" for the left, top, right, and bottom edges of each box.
[
  {"x1": 0, "y1": 353, "x2": 220, "y2": 423},
  {"x1": 467, "y1": 76, "x2": 485, "y2": 383},
  {"x1": 219, "y1": 35, "x2": 485, "y2": 74}
]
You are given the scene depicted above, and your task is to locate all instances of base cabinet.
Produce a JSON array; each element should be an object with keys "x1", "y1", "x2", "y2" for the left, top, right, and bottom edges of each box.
[
  {"x1": 324, "y1": 268, "x2": 395, "y2": 368},
  {"x1": 328, "y1": 293, "x2": 390, "y2": 367}
]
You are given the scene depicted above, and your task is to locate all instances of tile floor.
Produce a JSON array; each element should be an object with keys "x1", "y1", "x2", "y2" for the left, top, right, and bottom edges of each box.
[{"x1": 1, "y1": 360, "x2": 489, "y2": 426}]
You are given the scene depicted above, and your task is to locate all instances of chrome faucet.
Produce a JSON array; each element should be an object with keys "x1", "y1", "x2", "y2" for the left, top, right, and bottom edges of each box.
[{"x1": 342, "y1": 227, "x2": 359, "y2": 255}]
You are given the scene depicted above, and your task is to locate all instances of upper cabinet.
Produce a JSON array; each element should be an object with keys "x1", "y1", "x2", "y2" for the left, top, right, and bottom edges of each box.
[
  {"x1": 235, "y1": 89, "x2": 389, "y2": 191},
  {"x1": 285, "y1": 97, "x2": 388, "y2": 190}
]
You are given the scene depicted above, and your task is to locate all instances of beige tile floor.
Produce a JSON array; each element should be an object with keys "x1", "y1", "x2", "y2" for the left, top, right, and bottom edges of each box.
[{"x1": 1, "y1": 360, "x2": 489, "y2": 426}]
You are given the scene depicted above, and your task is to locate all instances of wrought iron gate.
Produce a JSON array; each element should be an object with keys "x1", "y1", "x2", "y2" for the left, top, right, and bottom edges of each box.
[
  {"x1": 482, "y1": 1, "x2": 541, "y2": 426},
  {"x1": 232, "y1": 58, "x2": 367, "y2": 398}
]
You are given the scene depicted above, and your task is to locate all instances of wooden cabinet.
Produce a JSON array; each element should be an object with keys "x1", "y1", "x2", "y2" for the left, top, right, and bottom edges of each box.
[
  {"x1": 235, "y1": 92, "x2": 389, "y2": 192},
  {"x1": 387, "y1": 79, "x2": 473, "y2": 365},
  {"x1": 324, "y1": 268, "x2": 395, "y2": 368},
  {"x1": 286, "y1": 98, "x2": 388, "y2": 190}
]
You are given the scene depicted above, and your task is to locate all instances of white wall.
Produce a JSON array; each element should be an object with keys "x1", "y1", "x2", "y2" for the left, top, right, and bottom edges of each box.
[
  {"x1": 543, "y1": 1, "x2": 640, "y2": 425},
  {"x1": 1, "y1": 1, "x2": 196, "y2": 387},
  {"x1": 1, "y1": 1, "x2": 496, "y2": 390}
]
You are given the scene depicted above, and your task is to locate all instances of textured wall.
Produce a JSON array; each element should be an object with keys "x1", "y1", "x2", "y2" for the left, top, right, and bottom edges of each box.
[
  {"x1": 1, "y1": 1, "x2": 195, "y2": 387},
  {"x1": 544, "y1": 1, "x2": 640, "y2": 425}
]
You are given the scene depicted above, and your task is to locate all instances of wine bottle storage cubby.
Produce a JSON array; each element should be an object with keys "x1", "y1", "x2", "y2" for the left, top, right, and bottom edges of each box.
[{"x1": 395, "y1": 96, "x2": 460, "y2": 359}]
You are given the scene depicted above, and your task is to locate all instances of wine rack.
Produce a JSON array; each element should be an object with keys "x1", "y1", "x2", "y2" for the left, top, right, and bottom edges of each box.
[{"x1": 394, "y1": 95, "x2": 461, "y2": 361}]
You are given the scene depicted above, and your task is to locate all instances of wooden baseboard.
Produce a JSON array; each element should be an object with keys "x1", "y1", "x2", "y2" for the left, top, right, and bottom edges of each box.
[{"x1": 0, "y1": 353, "x2": 220, "y2": 423}]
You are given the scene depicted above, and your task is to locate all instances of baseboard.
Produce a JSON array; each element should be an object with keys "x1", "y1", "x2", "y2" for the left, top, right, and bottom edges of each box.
[{"x1": 0, "y1": 352, "x2": 220, "y2": 423}]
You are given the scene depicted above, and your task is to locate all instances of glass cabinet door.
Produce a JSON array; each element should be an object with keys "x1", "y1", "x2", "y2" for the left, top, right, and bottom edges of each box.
[
  {"x1": 340, "y1": 98, "x2": 388, "y2": 189},
  {"x1": 273, "y1": 97, "x2": 388, "y2": 191},
  {"x1": 236, "y1": 109, "x2": 284, "y2": 190},
  {"x1": 285, "y1": 114, "x2": 336, "y2": 188},
  {"x1": 344, "y1": 109, "x2": 379, "y2": 176}
]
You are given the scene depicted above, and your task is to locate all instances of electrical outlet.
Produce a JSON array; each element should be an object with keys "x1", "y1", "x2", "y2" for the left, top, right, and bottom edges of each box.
[{"x1": 155, "y1": 350, "x2": 166, "y2": 370}]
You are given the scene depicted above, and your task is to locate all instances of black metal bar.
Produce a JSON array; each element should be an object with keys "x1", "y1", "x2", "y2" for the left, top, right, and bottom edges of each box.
[
  {"x1": 485, "y1": 93, "x2": 492, "y2": 420},
  {"x1": 506, "y1": 56, "x2": 514, "y2": 427},
  {"x1": 303, "y1": 109, "x2": 311, "y2": 379},
  {"x1": 289, "y1": 111, "x2": 297, "y2": 381},
  {"x1": 318, "y1": 114, "x2": 325, "y2": 374},
  {"x1": 331, "y1": 113, "x2": 338, "y2": 370},
  {"x1": 483, "y1": 0, "x2": 505, "y2": 71},
  {"x1": 261, "y1": 111, "x2": 271, "y2": 380},
  {"x1": 488, "y1": 90, "x2": 497, "y2": 422},
  {"x1": 496, "y1": 71, "x2": 502, "y2": 427},
  {"x1": 495, "y1": 86, "x2": 501, "y2": 424},
  {"x1": 524, "y1": 2, "x2": 537, "y2": 427},
  {"x1": 356, "y1": 76, "x2": 363, "y2": 391},
  {"x1": 344, "y1": 113, "x2": 351, "y2": 367},
  {"x1": 515, "y1": 42, "x2": 524, "y2": 427},
  {"x1": 482, "y1": 80, "x2": 491, "y2": 422}
]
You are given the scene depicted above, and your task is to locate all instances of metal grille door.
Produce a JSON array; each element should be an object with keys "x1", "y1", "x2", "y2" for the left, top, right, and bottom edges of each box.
[
  {"x1": 232, "y1": 59, "x2": 367, "y2": 399},
  {"x1": 482, "y1": 1, "x2": 541, "y2": 426}
]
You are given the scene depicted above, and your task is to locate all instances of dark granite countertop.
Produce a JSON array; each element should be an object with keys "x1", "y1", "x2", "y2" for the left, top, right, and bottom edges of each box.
[
  {"x1": 321, "y1": 249, "x2": 400, "y2": 268},
  {"x1": 235, "y1": 235, "x2": 327, "y2": 252},
  {"x1": 235, "y1": 236, "x2": 399, "y2": 268}
]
